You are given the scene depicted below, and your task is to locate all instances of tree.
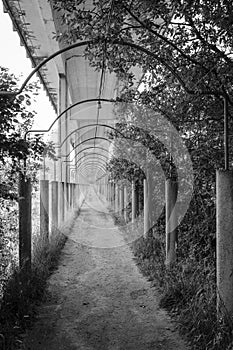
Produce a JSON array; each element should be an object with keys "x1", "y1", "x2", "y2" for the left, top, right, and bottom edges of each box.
[
  {"x1": 0, "y1": 66, "x2": 56, "y2": 198},
  {"x1": 52, "y1": 0, "x2": 233, "y2": 105},
  {"x1": 51, "y1": 0, "x2": 229, "y2": 243}
]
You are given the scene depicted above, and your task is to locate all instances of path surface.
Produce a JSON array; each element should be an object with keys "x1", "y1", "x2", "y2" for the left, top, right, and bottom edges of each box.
[{"x1": 22, "y1": 188, "x2": 188, "y2": 350}]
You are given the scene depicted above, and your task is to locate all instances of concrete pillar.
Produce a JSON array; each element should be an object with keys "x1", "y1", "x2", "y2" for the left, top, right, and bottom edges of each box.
[
  {"x1": 75, "y1": 183, "x2": 79, "y2": 208},
  {"x1": 65, "y1": 182, "x2": 69, "y2": 217},
  {"x1": 59, "y1": 181, "x2": 65, "y2": 224},
  {"x1": 63, "y1": 181, "x2": 66, "y2": 220},
  {"x1": 144, "y1": 172, "x2": 152, "y2": 236},
  {"x1": 124, "y1": 186, "x2": 128, "y2": 222},
  {"x1": 73, "y1": 183, "x2": 76, "y2": 208},
  {"x1": 107, "y1": 182, "x2": 110, "y2": 201},
  {"x1": 119, "y1": 186, "x2": 124, "y2": 216},
  {"x1": 69, "y1": 182, "x2": 71, "y2": 208},
  {"x1": 216, "y1": 170, "x2": 233, "y2": 316},
  {"x1": 115, "y1": 184, "x2": 119, "y2": 213},
  {"x1": 51, "y1": 181, "x2": 58, "y2": 229},
  {"x1": 132, "y1": 180, "x2": 138, "y2": 223},
  {"x1": 104, "y1": 177, "x2": 107, "y2": 199},
  {"x1": 109, "y1": 183, "x2": 112, "y2": 202},
  {"x1": 139, "y1": 183, "x2": 143, "y2": 214},
  {"x1": 165, "y1": 179, "x2": 178, "y2": 267},
  {"x1": 40, "y1": 180, "x2": 49, "y2": 241},
  {"x1": 70, "y1": 183, "x2": 74, "y2": 208},
  {"x1": 58, "y1": 74, "x2": 68, "y2": 183},
  {"x1": 19, "y1": 174, "x2": 31, "y2": 272},
  {"x1": 73, "y1": 184, "x2": 76, "y2": 209},
  {"x1": 144, "y1": 178, "x2": 149, "y2": 236},
  {"x1": 69, "y1": 183, "x2": 72, "y2": 208},
  {"x1": 72, "y1": 183, "x2": 75, "y2": 208},
  {"x1": 111, "y1": 183, "x2": 115, "y2": 210},
  {"x1": 111, "y1": 183, "x2": 115, "y2": 204}
]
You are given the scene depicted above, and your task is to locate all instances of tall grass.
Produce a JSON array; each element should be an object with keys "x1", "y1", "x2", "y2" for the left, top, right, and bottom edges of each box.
[
  {"x1": 121, "y1": 215, "x2": 233, "y2": 350},
  {"x1": 0, "y1": 210, "x2": 79, "y2": 350}
]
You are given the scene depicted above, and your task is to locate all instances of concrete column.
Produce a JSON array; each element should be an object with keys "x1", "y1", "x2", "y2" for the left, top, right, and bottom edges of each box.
[
  {"x1": 75, "y1": 183, "x2": 79, "y2": 209},
  {"x1": 72, "y1": 183, "x2": 75, "y2": 208},
  {"x1": 144, "y1": 178, "x2": 149, "y2": 236},
  {"x1": 63, "y1": 181, "x2": 67, "y2": 220},
  {"x1": 40, "y1": 180, "x2": 49, "y2": 240},
  {"x1": 132, "y1": 180, "x2": 138, "y2": 223},
  {"x1": 104, "y1": 177, "x2": 107, "y2": 199},
  {"x1": 165, "y1": 179, "x2": 178, "y2": 267},
  {"x1": 18, "y1": 174, "x2": 31, "y2": 272},
  {"x1": 103, "y1": 180, "x2": 105, "y2": 198},
  {"x1": 69, "y1": 182, "x2": 71, "y2": 208},
  {"x1": 110, "y1": 182, "x2": 112, "y2": 203},
  {"x1": 107, "y1": 182, "x2": 110, "y2": 201},
  {"x1": 73, "y1": 183, "x2": 76, "y2": 208},
  {"x1": 51, "y1": 181, "x2": 58, "y2": 229},
  {"x1": 65, "y1": 182, "x2": 69, "y2": 218},
  {"x1": 111, "y1": 183, "x2": 115, "y2": 210},
  {"x1": 115, "y1": 184, "x2": 119, "y2": 213},
  {"x1": 119, "y1": 186, "x2": 124, "y2": 216},
  {"x1": 73, "y1": 184, "x2": 76, "y2": 209},
  {"x1": 70, "y1": 183, "x2": 74, "y2": 209},
  {"x1": 111, "y1": 183, "x2": 114, "y2": 204},
  {"x1": 216, "y1": 170, "x2": 233, "y2": 316},
  {"x1": 59, "y1": 181, "x2": 65, "y2": 224},
  {"x1": 124, "y1": 186, "x2": 128, "y2": 222},
  {"x1": 139, "y1": 184, "x2": 143, "y2": 214},
  {"x1": 58, "y1": 74, "x2": 68, "y2": 183},
  {"x1": 69, "y1": 183, "x2": 72, "y2": 208},
  {"x1": 144, "y1": 172, "x2": 152, "y2": 236}
]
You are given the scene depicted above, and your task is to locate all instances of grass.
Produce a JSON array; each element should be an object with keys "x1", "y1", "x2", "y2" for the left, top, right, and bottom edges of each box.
[
  {"x1": 118, "y1": 215, "x2": 233, "y2": 350},
  {"x1": 0, "y1": 210, "x2": 80, "y2": 350}
]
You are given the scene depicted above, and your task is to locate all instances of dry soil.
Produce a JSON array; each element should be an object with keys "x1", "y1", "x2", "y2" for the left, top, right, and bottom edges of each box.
[{"x1": 21, "y1": 187, "x2": 189, "y2": 350}]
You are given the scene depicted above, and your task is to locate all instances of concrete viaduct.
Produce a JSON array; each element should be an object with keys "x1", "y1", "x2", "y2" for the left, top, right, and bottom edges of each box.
[{"x1": 1, "y1": 0, "x2": 233, "y2": 318}]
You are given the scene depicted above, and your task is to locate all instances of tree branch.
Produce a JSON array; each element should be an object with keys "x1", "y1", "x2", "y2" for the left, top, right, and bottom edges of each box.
[
  {"x1": 113, "y1": 39, "x2": 211, "y2": 96},
  {"x1": 186, "y1": 16, "x2": 233, "y2": 67},
  {"x1": 123, "y1": 4, "x2": 210, "y2": 72},
  {"x1": 118, "y1": 25, "x2": 142, "y2": 34},
  {"x1": 111, "y1": 39, "x2": 232, "y2": 103}
]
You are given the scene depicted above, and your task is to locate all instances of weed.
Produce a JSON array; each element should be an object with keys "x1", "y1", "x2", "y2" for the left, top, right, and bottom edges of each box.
[
  {"x1": 0, "y1": 211, "x2": 79, "y2": 350},
  {"x1": 123, "y1": 215, "x2": 233, "y2": 350}
]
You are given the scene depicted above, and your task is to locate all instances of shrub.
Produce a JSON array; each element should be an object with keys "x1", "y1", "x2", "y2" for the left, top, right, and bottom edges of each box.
[
  {"x1": 125, "y1": 207, "x2": 233, "y2": 350},
  {"x1": 0, "y1": 211, "x2": 79, "y2": 350}
]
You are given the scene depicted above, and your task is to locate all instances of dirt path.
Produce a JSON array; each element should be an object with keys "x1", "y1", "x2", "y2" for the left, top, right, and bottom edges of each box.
[{"x1": 22, "y1": 187, "x2": 188, "y2": 350}]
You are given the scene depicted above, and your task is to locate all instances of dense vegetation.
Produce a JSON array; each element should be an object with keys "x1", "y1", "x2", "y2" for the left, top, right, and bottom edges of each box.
[
  {"x1": 0, "y1": 67, "x2": 61, "y2": 349},
  {"x1": 1, "y1": 0, "x2": 233, "y2": 348},
  {"x1": 0, "y1": 67, "x2": 55, "y2": 293},
  {"x1": 51, "y1": 1, "x2": 233, "y2": 349}
]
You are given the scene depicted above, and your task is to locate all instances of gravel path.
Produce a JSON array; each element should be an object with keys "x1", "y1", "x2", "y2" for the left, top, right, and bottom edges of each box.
[{"x1": 22, "y1": 187, "x2": 188, "y2": 350}]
